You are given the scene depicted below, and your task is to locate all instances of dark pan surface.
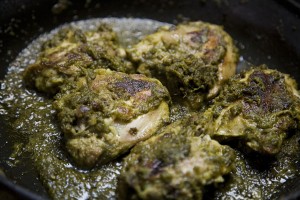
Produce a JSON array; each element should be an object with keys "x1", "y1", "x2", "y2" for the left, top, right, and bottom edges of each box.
[{"x1": 0, "y1": 0, "x2": 300, "y2": 199}]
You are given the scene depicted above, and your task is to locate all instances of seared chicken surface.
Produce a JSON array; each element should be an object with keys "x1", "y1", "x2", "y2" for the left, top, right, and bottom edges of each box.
[
  {"x1": 23, "y1": 24, "x2": 134, "y2": 95},
  {"x1": 198, "y1": 66, "x2": 300, "y2": 154},
  {"x1": 118, "y1": 115, "x2": 235, "y2": 200},
  {"x1": 54, "y1": 69, "x2": 170, "y2": 168},
  {"x1": 128, "y1": 21, "x2": 238, "y2": 109}
]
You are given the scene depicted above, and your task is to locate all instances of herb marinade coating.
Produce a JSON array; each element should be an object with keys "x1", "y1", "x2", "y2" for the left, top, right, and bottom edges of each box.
[
  {"x1": 197, "y1": 66, "x2": 300, "y2": 154},
  {"x1": 128, "y1": 21, "x2": 238, "y2": 109},
  {"x1": 23, "y1": 24, "x2": 134, "y2": 95},
  {"x1": 118, "y1": 115, "x2": 235, "y2": 200},
  {"x1": 54, "y1": 69, "x2": 170, "y2": 168}
]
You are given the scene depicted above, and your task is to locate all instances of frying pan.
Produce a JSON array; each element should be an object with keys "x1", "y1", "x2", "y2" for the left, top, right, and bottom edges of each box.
[{"x1": 0, "y1": 0, "x2": 300, "y2": 199}]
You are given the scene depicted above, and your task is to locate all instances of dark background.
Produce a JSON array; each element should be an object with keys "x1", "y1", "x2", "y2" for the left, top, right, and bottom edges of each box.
[{"x1": 0, "y1": 0, "x2": 300, "y2": 80}]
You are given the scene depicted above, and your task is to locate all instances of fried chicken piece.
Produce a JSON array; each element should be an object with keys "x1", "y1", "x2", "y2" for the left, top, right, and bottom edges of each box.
[
  {"x1": 24, "y1": 24, "x2": 134, "y2": 95},
  {"x1": 128, "y1": 21, "x2": 238, "y2": 109},
  {"x1": 118, "y1": 115, "x2": 235, "y2": 200},
  {"x1": 198, "y1": 66, "x2": 300, "y2": 154},
  {"x1": 54, "y1": 69, "x2": 170, "y2": 168}
]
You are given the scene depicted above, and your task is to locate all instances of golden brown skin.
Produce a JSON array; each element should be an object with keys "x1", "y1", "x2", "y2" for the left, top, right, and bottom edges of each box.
[{"x1": 128, "y1": 21, "x2": 239, "y2": 109}]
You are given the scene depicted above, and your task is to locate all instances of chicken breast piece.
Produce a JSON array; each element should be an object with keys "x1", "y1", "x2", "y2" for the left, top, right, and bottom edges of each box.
[
  {"x1": 118, "y1": 115, "x2": 235, "y2": 200},
  {"x1": 128, "y1": 21, "x2": 238, "y2": 109},
  {"x1": 54, "y1": 69, "x2": 170, "y2": 168},
  {"x1": 198, "y1": 66, "x2": 300, "y2": 154},
  {"x1": 23, "y1": 24, "x2": 134, "y2": 95}
]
